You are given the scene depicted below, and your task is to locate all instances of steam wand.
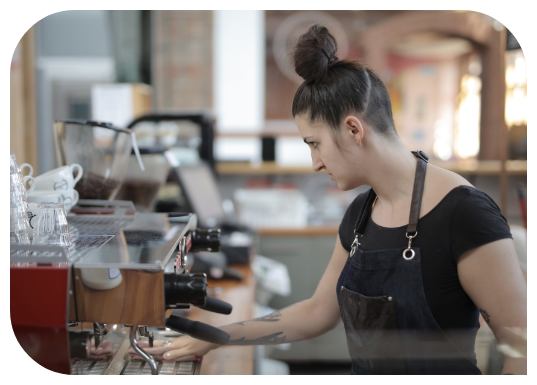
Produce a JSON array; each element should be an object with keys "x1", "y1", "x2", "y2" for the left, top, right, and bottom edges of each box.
[{"x1": 129, "y1": 325, "x2": 158, "y2": 375}]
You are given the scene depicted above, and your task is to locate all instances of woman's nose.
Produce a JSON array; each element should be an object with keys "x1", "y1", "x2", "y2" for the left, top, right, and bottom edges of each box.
[{"x1": 311, "y1": 153, "x2": 325, "y2": 172}]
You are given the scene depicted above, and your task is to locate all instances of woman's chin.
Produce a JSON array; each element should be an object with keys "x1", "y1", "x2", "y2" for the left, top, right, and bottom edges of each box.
[
  {"x1": 334, "y1": 180, "x2": 346, "y2": 191},
  {"x1": 336, "y1": 180, "x2": 359, "y2": 192}
]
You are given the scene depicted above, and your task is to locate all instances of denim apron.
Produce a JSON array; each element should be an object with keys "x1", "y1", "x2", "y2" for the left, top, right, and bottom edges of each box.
[{"x1": 337, "y1": 151, "x2": 481, "y2": 375}]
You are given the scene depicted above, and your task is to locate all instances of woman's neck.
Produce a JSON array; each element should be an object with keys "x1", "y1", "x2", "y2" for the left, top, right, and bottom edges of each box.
[{"x1": 363, "y1": 138, "x2": 418, "y2": 213}]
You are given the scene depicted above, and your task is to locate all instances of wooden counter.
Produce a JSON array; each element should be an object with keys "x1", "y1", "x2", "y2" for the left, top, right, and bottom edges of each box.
[
  {"x1": 256, "y1": 226, "x2": 339, "y2": 237},
  {"x1": 187, "y1": 264, "x2": 256, "y2": 375}
]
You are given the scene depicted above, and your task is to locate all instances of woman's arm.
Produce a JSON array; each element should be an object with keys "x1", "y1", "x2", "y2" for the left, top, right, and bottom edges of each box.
[
  {"x1": 155, "y1": 235, "x2": 349, "y2": 360},
  {"x1": 457, "y1": 238, "x2": 527, "y2": 375}
]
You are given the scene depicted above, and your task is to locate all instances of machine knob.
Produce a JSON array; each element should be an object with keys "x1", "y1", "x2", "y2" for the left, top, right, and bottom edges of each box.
[
  {"x1": 164, "y1": 273, "x2": 207, "y2": 308},
  {"x1": 189, "y1": 228, "x2": 221, "y2": 252}
]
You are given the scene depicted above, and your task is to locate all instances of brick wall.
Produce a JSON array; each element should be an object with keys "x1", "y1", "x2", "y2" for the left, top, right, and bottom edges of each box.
[{"x1": 152, "y1": 11, "x2": 213, "y2": 111}]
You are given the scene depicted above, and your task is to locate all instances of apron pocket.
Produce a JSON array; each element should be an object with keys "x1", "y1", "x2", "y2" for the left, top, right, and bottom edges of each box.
[{"x1": 339, "y1": 286, "x2": 407, "y2": 374}]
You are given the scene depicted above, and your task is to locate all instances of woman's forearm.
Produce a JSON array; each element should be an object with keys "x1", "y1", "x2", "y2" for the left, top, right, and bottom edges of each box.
[
  {"x1": 497, "y1": 326, "x2": 527, "y2": 375},
  {"x1": 219, "y1": 298, "x2": 334, "y2": 346},
  {"x1": 501, "y1": 357, "x2": 526, "y2": 375}
]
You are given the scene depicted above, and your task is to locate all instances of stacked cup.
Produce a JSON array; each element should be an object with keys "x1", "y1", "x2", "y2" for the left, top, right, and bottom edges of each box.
[
  {"x1": 9, "y1": 154, "x2": 35, "y2": 244},
  {"x1": 28, "y1": 164, "x2": 83, "y2": 214}
]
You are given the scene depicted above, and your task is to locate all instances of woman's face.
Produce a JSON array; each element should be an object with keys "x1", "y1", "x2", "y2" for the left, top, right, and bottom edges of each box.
[{"x1": 295, "y1": 115, "x2": 362, "y2": 191}]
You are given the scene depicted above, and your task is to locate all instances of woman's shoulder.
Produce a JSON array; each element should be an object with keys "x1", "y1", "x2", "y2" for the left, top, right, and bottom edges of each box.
[
  {"x1": 425, "y1": 164, "x2": 502, "y2": 210},
  {"x1": 422, "y1": 164, "x2": 473, "y2": 212}
]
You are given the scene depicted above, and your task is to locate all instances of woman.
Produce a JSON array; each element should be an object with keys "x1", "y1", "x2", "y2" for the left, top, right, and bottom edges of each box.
[{"x1": 147, "y1": 25, "x2": 527, "y2": 375}]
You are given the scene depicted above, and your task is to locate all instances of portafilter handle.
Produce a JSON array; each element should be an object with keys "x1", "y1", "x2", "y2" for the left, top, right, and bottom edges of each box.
[
  {"x1": 165, "y1": 315, "x2": 230, "y2": 345},
  {"x1": 195, "y1": 296, "x2": 233, "y2": 315}
]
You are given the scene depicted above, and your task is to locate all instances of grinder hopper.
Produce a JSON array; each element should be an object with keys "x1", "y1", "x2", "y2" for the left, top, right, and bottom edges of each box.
[{"x1": 53, "y1": 119, "x2": 143, "y2": 200}]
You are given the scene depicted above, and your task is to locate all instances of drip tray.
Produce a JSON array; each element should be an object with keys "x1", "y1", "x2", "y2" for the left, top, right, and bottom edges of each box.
[
  {"x1": 72, "y1": 359, "x2": 199, "y2": 375},
  {"x1": 70, "y1": 329, "x2": 200, "y2": 375},
  {"x1": 122, "y1": 359, "x2": 198, "y2": 375}
]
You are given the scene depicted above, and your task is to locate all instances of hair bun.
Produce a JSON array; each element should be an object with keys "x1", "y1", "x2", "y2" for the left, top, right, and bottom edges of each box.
[{"x1": 293, "y1": 24, "x2": 338, "y2": 83}]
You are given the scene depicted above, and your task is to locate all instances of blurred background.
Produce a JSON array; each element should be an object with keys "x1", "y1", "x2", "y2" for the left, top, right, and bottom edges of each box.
[{"x1": 10, "y1": 10, "x2": 526, "y2": 374}]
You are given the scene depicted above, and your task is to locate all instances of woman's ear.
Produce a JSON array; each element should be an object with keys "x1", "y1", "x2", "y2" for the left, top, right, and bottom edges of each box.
[{"x1": 344, "y1": 116, "x2": 365, "y2": 146}]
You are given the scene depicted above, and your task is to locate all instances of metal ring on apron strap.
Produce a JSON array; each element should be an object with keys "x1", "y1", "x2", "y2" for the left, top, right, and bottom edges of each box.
[{"x1": 403, "y1": 232, "x2": 417, "y2": 260}]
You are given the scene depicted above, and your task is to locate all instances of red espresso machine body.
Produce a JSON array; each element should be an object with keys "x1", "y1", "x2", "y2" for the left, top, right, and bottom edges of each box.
[
  {"x1": 11, "y1": 264, "x2": 71, "y2": 374},
  {"x1": 10, "y1": 212, "x2": 227, "y2": 375}
]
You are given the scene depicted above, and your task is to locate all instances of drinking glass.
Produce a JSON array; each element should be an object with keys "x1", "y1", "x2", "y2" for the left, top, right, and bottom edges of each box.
[
  {"x1": 32, "y1": 204, "x2": 72, "y2": 247},
  {"x1": 10, "y1": 203, "x2": 31, "y2": 245},
  {"x1": 10, "y1": 153, "x2": 20, "y2": 174}
]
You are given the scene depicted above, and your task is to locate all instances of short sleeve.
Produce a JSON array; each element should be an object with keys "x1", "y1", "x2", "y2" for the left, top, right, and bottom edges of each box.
[{"x1": 450, "y1": 188, "x2": 512, "y2": 262}]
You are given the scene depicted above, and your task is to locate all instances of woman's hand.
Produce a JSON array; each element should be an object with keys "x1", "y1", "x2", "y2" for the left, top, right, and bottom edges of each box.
[
  {"x1": 133, "y1": 336, "x2": 219, "y2": 361},
  {"x1": 163, "y1": 336, "x2": 218, "y2": 360}
]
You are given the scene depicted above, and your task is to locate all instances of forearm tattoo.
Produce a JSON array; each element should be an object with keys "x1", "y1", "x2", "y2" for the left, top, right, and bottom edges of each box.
[
  {"x1": 228, "y1": 332, "x2": 287, "y2": 345},
  {"x1": 479, "y1": 308, "x2": 491, "y2": 324},
  {"x1": 226, "y1": 305, "x2": 301, "y2": 345},
  {"x1": 232, "y1": 311, "x2": 282, "y2": 326}
]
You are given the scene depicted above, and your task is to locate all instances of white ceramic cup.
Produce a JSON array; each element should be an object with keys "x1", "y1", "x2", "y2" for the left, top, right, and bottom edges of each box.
[
  {"x1": 10, "y1": 174, "x2": 36, "y2": 196},
  {"x1": 27, "y1": 191, "x2": 63, "y2": 205},
  {"x1": 28, "y1": 189, "x2": 79, "y2": 213},
  {"x1": 20, "y1": 163, "x2": 33, "y2": 178},
  {"x1": 34, "y1": 164, "x2": 83, "y2": 191},
  {"x1": 55, "y1": 189, "x2": 79, "y2": 213}
]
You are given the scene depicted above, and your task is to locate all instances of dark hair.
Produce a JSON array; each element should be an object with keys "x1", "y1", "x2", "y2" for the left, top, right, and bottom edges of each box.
[{"x1": 292, "y1": 24, "x2": 398, "y2": 145}]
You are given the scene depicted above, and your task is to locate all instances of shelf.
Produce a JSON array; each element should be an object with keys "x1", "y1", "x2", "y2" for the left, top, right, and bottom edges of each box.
[
  {"x1": 214, "y1": 120, "x2": 300, "y2": 137},
  {"x1": 433, "y1": 160, "x2": 527, "y2": 176},
  {"x1": 216, "y1": 161, "x2": 319, "y2": 174},
  {"x1": 505, "y1": 160, "x2": 528, "y2": 175},
  {"x1": 216, "y1": 160, "x2": 527, "y2": 176}
]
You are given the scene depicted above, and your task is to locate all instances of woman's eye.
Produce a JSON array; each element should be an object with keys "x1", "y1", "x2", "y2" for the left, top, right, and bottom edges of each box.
[{"x1": 311, "y1": 142, "x2": 318, "y2": 149}]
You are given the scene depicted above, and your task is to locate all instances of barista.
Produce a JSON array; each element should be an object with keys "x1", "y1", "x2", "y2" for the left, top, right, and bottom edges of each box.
[{"x1": 144, "y1": 25, "x2": 527, "y2": 374}]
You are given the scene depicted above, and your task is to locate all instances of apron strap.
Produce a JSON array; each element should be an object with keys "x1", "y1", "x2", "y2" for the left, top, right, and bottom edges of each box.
[
  {"x1": 353, "y1": 151, "x2": 429, "y2": 238},
  {"x1": 354, "y1": 188, "x2": 377, "y2": 237},
  {"x1": 407, "y1": 151, "x2": 429, "y2": 236}
]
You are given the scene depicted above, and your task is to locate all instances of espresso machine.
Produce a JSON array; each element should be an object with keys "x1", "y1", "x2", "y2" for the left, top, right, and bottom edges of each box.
[{"x1": 10, "y1": 212, "x2": 230, "y2": 375}]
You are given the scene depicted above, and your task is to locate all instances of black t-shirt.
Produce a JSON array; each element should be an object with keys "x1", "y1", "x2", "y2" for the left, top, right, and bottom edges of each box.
[{"x1": 339, "y1": 185, "x2": 512, "y2": 359}]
